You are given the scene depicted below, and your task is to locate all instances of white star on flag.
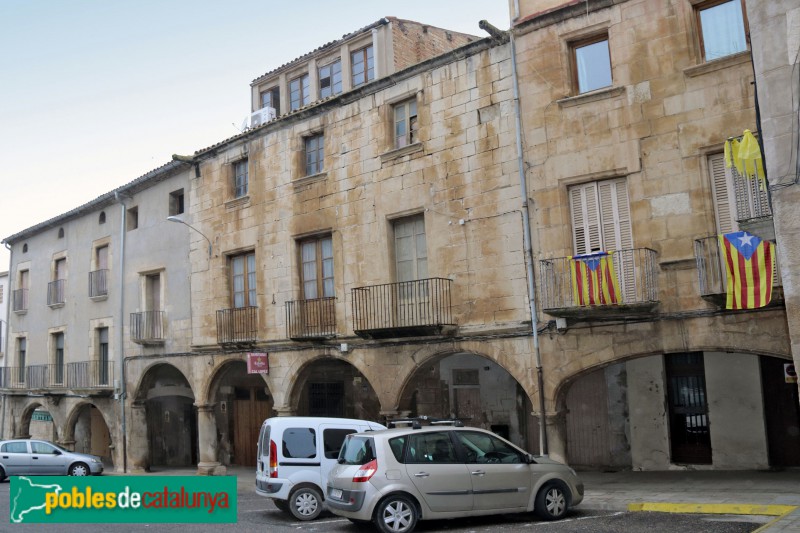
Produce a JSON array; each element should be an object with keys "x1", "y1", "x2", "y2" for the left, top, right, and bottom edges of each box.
[{"x1": 738, "y1": 233, "x2": 756, "y2": 247}]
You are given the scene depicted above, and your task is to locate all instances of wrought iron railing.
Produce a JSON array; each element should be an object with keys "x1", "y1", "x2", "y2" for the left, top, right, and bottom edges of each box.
[
  {"x1": 694, "y1": 235, "x2": 781, "y2": 297},
  {"x1": 351, "y1": 278, "x2": 454, "y2": 338},
  {"x1": 729, "y1": 140, "x2": 772, "y2": 222},
  {"x1": 130, "y1": 311, "x2": 166, "y2": 343},
  {"x1": 67, "y1": 360, "x2": 114, "y2": 389},
  {"x1": 12, "y1": 288, "x2": 28, "y2": 312},
  {"x1": 89, "y1": 269, "x2": 109, "y2": 298},
  {"x1": 216, "y1": 306, "x2": 258, "y2": 344},
  {"x1": 0, "y1": 361, "x2": 113, "y2": 390},
  {"x1": 539, "y1": 248, "x2": 659, "y2": 310},
  {"x1": 47, "y1": 279, "x2": 66, "y2": 306},
  {"x1": 286, "y1": 297, "x2": 337, "y2": 339}
]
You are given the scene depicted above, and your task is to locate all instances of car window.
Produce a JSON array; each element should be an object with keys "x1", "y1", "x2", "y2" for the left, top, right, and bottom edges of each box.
[
  {"x1": 407, "y1": 432, "x2": 458, "y2": 464},
  {"x1": 31, "y1": 442, "x2": 59, "y2": 454},
  {"x1": 339, "y1": 435, "x2": 375, "y2": 465},
  {"x1": 283, "y1": 427, "x2": 317, "y2": 459},
  {"x1": 1, "y1": 442, "x2": 28, "y2": 453},
  {"x1": 323, "y1": 428, "x2": 356, "y2": 459},
  {"x1": 456, "y1": 431, "x2": 523, "y2": 464},
  {"x1": 388, "y1": 436, "x2": 406, "y2": 462}
]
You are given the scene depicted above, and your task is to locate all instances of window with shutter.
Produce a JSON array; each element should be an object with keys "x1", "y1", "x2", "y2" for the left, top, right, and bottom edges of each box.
[
  {"x1": 708, "y1": 153, "x2": 738, "y2": 234},
  {"x1": 569, "y1": 178, "x2": 635, "y2": 301}
]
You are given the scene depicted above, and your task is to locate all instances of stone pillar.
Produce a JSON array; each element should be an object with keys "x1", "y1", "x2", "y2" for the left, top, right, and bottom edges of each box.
[
  {"x1": 128, "y1": 402, "x2": 149, "y2": 473},
  {"x1": 544, "y1": 411, "x2": 568, "y2": 464},
  {"x1": 196, "y1": 403, "x2": 226, "y2": 476},
  {"x1": 274, "y1": 406, "x2": 296, "y2": 417}
]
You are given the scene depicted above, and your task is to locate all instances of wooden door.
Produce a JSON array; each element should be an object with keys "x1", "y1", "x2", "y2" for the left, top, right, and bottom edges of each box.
[
  {"x1": 566, "y1": 369, "x2": 611, "y2": 467},
  {"x1": 233, "y1": 389, "x2": 271, "y2": 466},
  {"x1": 760, "y1": 357, "x2": 800, "y2": 467}
]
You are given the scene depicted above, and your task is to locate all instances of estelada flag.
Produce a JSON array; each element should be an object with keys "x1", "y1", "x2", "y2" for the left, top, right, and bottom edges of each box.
[
  {"x1": 569, "y1": 252, "x2": 621, "y2": 306},
  {"x1": 718, "y1": 231, "x2": 775, "y2": 309}
]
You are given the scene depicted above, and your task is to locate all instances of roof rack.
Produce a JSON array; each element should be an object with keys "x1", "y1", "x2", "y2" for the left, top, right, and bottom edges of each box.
[{"x1": 387, "y1": 416, "x2": 465, "y2": 429}]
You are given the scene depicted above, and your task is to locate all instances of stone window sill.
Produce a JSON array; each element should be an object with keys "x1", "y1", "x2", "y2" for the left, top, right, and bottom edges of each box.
[
  {"x1": 683, "y1": 51, "x2": 751, "y2": 78},
  {"x1": 90, "y1": 294, "x2": 109, "y2": 302},
  {"x1": 225, "y1": 195, "x2": 250, "y2": 210},
  {"x1": 380, "y1": 142, "x2": 423, "y2": 163},
  {"x1": 293, "y1": 171, "x2": 327, "y2": 190},
  {"x1": 48, "y1": 303, "x2": 65, "y2": 309},
  {"x1": 557, "y1": 86, "x2": 625, "y2": 108}
]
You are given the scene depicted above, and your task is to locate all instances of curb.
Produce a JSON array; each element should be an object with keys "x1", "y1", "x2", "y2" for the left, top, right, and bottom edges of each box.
[{"x1": 628, "y1": 502, "x2": 799, "y2": 532}]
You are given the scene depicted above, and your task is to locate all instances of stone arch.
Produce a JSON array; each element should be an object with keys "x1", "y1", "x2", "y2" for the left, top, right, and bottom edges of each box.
[
  {"x1": 281, "y1": 354, "x2": 381, "y2": 421},
  {"x1": 393, "y1": 349, "x2": 538, "y2": 451},
  {"x1": 130, "y1": 362, "x2": 197, "y2": 470},
  {"x1": 62, "y1": 401, "x2": 114, "y2": 467},
  {"x1": 203, "y1": 358, "x2": 273, "y2": 467},
  {"x1": 16, "y1": 401, "x2": 46, "y2": 439}
]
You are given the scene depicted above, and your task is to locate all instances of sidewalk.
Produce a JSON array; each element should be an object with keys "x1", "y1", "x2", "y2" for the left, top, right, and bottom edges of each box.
[{"x1": 579, "y1": 470, "x2": 800, "y2": 532}]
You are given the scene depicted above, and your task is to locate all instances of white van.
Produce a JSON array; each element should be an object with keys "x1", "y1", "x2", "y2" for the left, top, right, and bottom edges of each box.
[{"x1": 255, "y1": 416, "x2": 385, "y2": 520}]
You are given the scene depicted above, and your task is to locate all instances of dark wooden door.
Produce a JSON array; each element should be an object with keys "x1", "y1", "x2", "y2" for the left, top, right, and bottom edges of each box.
[
  {"x1": 666, "y1": 353, "x2": 712, "y2": 464},
  {"x1": 233, "y1": 389, "x2": 270, "y2": 466},
  {"x1": 760, "y1": 357, "x2": 800, "y2": 467}
]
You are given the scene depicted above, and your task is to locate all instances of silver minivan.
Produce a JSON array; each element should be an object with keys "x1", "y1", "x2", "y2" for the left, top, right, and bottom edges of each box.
[
  {"x1": 327, "y1": 425, "x2": 583, "y2": 533},
  {"x1": 255, "y1": 416, "x2": 385, "y2": 520}
]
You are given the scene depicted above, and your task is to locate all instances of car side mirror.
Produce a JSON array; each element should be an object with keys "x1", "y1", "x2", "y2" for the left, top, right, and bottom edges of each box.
[
  {"x1": 526, "y1": 453, "x2": 536, "y2": 464},
  {"x1": 53, "y1": 450, "x2": 62, "y2": 456}
]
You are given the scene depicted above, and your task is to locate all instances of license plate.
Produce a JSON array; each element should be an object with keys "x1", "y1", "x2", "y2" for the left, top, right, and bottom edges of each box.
[{"x1": 330, "y1": 488, "x2": 343, "y2": 500}]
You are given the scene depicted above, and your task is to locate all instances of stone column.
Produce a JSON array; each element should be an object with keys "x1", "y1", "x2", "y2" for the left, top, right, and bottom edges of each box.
[
  {"x1": 196, "y1": 403, "x2": 226, "y2": 476},
  {"x1": 273, "y1": 406, "x2": 296, "y2": 417},
  {"x1": 128, "y1": 402, "x2": 149, "y2": 473},
  {"x1": 544, "y1": 411, "x2": 568, "y2": 464}
]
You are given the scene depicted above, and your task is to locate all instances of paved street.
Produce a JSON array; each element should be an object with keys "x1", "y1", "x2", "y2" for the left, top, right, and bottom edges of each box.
[{"x1": 0, "y1": 476, "x2": 770, "y2": 533}]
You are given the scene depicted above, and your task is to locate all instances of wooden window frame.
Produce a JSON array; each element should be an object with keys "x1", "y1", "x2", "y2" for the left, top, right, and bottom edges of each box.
[
  {"x1": 298, "y1": 235, "x2": 334, "y2": 300},
  {"x1": 694, "y1": 0, "x2": 749, "y2": 62},
  {"x1": 393, "y1": 98, "x2": 418, "y2": 149},
  {"x1": 304, "y1": 133, "x2": 325, "y2": 176},
  {"x1": 570, "y1": 33, "x2": 612, "y2": 95},
  {"x1": 319, "y1": 60, "x2": 342, "y2": 99},
  {"x1": 230, "y1": 252, "x2": 257, "y2": 308},
  {"x1": 289, "y1": 74, "x2": 310, "y2": 111},
  {"x1": 260, "y1": 85, "x2": 280, "y2": 113},
  {"x1": 393, "y1": 214, "x2": 428, "y2": 283},
  {"x1": 169, "y1": 188, "x2": 185, "y2": 216},
  {"x1": 351, "y1": 45, "x2": 374, "y2": 87},
  {"x1": 233, "y1": 159, "x2": 249, "y2": 199}
]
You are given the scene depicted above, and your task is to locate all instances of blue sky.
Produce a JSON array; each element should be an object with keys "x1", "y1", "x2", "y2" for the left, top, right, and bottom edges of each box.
[{"x1": 0, "y1": 0, "x2": 510, "y2": 268}]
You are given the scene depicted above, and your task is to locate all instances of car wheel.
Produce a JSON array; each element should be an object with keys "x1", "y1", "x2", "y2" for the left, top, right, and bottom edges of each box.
[
  {"x1": 272, "y1": 499, "x2": 289, "y2": 513},
  {"x1": 288, "y1": 486, "x2": 323, "y2": 521},
  {"x1": 0, "y1": 466, "x2": 5, "y2": 482},
  {"x1": 534, "y1": 481, "x2": 569, "y2": 520},
  {"x1": 69, "y1": 463, "x2": 90, "y2": 477},
  {"x1": 374, "y1": 494, "x2": 418, "y2": 533}
]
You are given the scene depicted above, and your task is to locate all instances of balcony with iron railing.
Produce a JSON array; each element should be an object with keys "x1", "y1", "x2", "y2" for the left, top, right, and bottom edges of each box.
[
  {"x1": 286, "y1": 297, "x2": 337, "y2": 340},
  {"x1": 89, "y1": 269, "x2": 109, "y2": 299},
  {"x1": 217, "y1": 306, "x2": 258, "y2": 344},
  {"x1": 12, "y1": 288, "x2": 28, "y2": 313},
  {"x1": 47, "y1": 279, "x2": 66, "y2": 307},
  {"x1": 539, "y1": 248, "x2": 660, "y2": 319},
  {"x1": 131, "y1": 311, "x2": 166, "y2": 344},
  {"x1": 729, "y1": 138, "x2": 774, "y2": 239},
  {"x1": 352, "y1": 278, "x2": 455, "y2": 339},
  {"x1": 694, "y1": 235, "x2": 782, "y2": 307},
  {"x1": 0, "y1": 361, "x2": 114, "y2": 392}
]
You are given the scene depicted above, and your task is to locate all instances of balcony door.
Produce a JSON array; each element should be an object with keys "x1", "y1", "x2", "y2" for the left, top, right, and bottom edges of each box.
[
  {"x1": 232, "y1": 253, "x2": 256, "y2": 308},
  {"x1": 394, "y1": 215, "x2": 429, "y2": 327},
  {"x1": 299, "y1": 236, "x2": 335, "y2": 334},
  {"x1": 569, "y1": 179, "x2": 634, "y2": 302}
]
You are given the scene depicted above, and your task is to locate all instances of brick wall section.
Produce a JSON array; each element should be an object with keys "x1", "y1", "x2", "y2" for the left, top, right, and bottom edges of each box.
[{"x1": 391, "y1": 19, "x2": 477, "y2": 72}]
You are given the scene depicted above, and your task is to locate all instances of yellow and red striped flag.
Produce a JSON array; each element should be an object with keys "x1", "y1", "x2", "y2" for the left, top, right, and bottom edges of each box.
[
  {"x1": 718, "y1": 231, "x2": 775, "y2": 309},
  {"x1": 569, "y1": 252, "x2": 621, "y2": 306}
]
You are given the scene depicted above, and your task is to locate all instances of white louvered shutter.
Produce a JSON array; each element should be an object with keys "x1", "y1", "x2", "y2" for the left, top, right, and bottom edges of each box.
[
  {"x1": 708, "y1": 153, "x2": 738, "y2": 234},
  {"x1": 570, "y1": 182, "x2": 602, "y2": 255},
  {"x1": 598, "y1": 178, "x2": 634, "y2": 301}
]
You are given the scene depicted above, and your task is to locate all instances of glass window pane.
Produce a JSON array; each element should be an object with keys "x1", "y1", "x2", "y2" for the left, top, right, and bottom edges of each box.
[
  {"x1": 700, "y1": 1, "x2": 746, "y2": 61},
  {"x1": 323, "y1": 278, "x2": 334, "y2": 298},
  {"x1": 304, "y1": 280, "x2": 318, "y2": 299},
  {"x1": 575, "y1": 39, "x2": 612, "y2": 94},
  {"x1": 283, "y1": 427, "x2": 317, "y2": 459}
]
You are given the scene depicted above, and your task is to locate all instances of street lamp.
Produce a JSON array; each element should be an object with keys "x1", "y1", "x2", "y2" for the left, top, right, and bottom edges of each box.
[{"x1": 166, "y1": 216, "x2": 212, "y2": 258}]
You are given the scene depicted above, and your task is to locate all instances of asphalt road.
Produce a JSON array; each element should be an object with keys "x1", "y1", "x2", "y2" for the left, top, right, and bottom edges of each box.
[{"x1": 0, "y1": 478, "x2": 770, "y2": 532}]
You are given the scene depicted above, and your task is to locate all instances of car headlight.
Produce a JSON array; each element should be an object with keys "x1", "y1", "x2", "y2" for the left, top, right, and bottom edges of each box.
[{"x1": 91, "y1": 458, "x2": 101, "y2": 463}]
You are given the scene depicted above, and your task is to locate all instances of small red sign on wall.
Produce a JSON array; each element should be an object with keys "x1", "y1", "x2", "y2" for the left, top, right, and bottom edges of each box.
[{"x1": 247, "y1": 352, "x2": 269, "y2": 374}]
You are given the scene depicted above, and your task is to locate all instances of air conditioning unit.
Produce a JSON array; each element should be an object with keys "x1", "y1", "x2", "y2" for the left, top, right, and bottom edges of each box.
[{"x1": 250, "y1": 106, "x2": 276, "y2": 128}]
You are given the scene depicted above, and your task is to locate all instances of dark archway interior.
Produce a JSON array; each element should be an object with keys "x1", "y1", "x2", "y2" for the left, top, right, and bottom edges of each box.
[{"x1": 291, "y1": 359, "x2": 381, "y2": 422}]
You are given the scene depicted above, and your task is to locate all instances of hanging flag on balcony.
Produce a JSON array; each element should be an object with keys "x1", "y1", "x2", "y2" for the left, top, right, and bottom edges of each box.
[
  {"x1": 569, "y1": 252, "x2": 621, "y2": 306},
  {"x1": 718, "y1": 231, "x2": 775, "y2": 309},
  {"x1": 724, "y1": 129, "x2": 766, "y2": 190}
]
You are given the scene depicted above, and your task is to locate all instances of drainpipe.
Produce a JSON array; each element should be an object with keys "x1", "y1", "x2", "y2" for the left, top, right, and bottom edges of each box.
[
  {"x1": 480, "y1": 20, "x2": 549, "y2": 455},
  {"x1": 0, "y1": 242, "x2": 11, "y2": 440},
  {"x1": 114, "y1": 192, "x2": 129, "y2": 472}
]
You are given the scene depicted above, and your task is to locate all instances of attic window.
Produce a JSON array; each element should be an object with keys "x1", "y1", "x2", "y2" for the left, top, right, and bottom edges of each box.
[
  {"x1": 58, "y1": 228, "x2": 64, "y2": 238},
  {"x1": 99, "y1": 211, "x2": 106, "y2": 224},
  {"x1": 22, "y1": 243, "x2": 28, "y2": 253}
]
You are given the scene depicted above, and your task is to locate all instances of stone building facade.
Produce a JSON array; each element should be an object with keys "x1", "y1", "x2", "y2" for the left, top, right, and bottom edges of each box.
[{"x1": 2, "y1": 4, "x2": 798, "y2": 474}]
